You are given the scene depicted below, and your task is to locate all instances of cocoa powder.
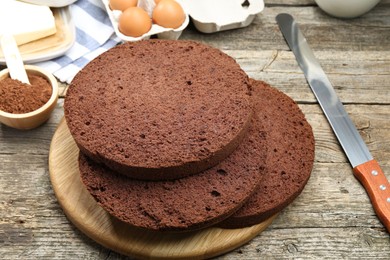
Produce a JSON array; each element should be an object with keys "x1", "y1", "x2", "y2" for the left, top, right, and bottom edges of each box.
[{"x1": 0, "y1": 74, "x2": 52, "y2": 114}]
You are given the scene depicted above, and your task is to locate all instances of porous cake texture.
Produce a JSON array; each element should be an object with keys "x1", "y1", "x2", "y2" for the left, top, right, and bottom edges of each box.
[
  {"x1": 79, "y1": 110, "x2": 267, "y2": 232},
  {"x1": 65, "y1": 40, "x2": 253, "y2": 180},
  {"x1": 219, "y1": 80, "x2": 315, "y2": 228}
]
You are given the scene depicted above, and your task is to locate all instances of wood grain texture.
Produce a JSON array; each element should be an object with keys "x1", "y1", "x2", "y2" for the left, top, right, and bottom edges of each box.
[
  {"x1": 48, "y1": 120, "x2": 276, "y2": 259},
  {"x1": 1, "y1": 102, "x2": 389, "y2": 259},
  {"x1": 1, "y1": 0, "x2": 390, "y2": 259},
  {"x1": 353, "y1": 160, "x2": 390, "y2": 233},
  {"x1": 181, "y1": 4, "x2": 390, "y2": 52}
]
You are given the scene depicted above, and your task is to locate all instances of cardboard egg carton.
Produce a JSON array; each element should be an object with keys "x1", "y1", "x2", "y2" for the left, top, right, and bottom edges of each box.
[
  {"x1": 182, "y1": 0, "x2": 265, "y2": 33},
  {"x1": 102, "y1": 0, "x2": 190, "y2": 41},
  {"x1": 104, "y1": 0, "x2": 264, "y2": 41}
]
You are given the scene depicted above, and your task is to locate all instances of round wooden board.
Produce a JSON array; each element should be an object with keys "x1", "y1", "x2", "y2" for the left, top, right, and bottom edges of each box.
[{"x1": 49, "y1": 119, "x2": 277, "y2": 260}]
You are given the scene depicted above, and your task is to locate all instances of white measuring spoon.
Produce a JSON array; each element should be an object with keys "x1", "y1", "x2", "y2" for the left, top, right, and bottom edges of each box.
[{"x1": 0, "y1": 34, "x2": 30, "y2": 84}]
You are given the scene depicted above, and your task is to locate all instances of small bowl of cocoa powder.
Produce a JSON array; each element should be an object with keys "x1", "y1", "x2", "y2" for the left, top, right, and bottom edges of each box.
[{"x1": 0, "y1": 65, "x2": 58, "y2": 130}]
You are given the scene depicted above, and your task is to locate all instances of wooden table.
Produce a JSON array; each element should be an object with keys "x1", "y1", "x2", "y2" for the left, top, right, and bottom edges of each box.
[{"x1": 1, "y1": 0, "x2": 389, "y2": 258}]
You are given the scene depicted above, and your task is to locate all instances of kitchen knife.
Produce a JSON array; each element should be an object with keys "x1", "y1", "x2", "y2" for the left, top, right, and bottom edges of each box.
[{"x1": 276, "y1": 13, "x2": 390, "y2": 232}]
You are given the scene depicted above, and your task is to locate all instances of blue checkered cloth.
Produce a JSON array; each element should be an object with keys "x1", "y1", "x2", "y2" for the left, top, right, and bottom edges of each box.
[{"x1": 35, "y1": 0, "x2": 122, "y2": 83}]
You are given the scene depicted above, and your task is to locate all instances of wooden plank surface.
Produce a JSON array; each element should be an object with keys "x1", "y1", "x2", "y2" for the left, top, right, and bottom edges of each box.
[{"x1": 1, "y1": 0, "x2": 389, "y2": 259}]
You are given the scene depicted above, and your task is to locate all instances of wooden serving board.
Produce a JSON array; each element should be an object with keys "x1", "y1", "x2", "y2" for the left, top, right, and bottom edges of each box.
[{"x1": 49, "y1": 119, "x2": 276, "y2": 259}]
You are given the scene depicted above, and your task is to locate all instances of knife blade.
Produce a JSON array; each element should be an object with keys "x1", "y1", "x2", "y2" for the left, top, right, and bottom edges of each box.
[{"x1": 276, "y1": 13, "x2": 390, "y2": 232}]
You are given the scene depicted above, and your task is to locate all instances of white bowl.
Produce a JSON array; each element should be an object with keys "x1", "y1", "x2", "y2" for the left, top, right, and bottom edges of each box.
[{"x1": 314, "y1": 0, "x2": 381, "y2": 18}]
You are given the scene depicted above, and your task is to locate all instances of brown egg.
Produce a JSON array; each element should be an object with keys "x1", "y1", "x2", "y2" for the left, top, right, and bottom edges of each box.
[
  {"x1": 118, "y1": 7, "x2": 152, "y2": 37},
  {"x1": 109, "y1": 0, "x2": 138, "y2": 11},
  {"x1": 152, "y1": 0, "x2": 185, "y2": 29}
]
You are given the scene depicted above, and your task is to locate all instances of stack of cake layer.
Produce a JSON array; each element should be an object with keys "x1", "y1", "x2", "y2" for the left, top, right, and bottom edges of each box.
[{"x1": 64, "y1": 40, "x2": 315, "y2": 232}]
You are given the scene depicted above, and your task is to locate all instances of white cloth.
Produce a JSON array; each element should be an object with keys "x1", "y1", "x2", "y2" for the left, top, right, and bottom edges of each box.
[{"x1": 35, "y1": 0, "x2": 122, "y2": 83}]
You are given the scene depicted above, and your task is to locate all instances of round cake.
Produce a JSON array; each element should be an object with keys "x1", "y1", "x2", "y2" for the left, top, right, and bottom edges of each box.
[
  {"x1": 64, "y1": 40, "x2": 253, "y2": 180},
  {"x1": 219, "y1": 80, "x2": 315, "y2": 228},
  {"x1": 78, "y1": 110, "x2": 267, "y2": 232}
]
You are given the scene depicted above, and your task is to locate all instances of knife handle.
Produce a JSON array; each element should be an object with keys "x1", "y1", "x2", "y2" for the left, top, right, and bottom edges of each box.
[{"x1": 353, "y1": 160, "x2": 390, "y2": 232}]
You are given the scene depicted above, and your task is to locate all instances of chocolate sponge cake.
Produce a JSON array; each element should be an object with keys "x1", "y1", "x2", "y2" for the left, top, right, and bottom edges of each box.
[
  {"x1": 65, "y1": 40, "x2": 253, "y2": 181},
  {"x1": 79, "y1": 109, "x2": 267, "y2": 232},
  {"x1": 220, "y1": 80, "x2": 315, "y2": 228}
]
